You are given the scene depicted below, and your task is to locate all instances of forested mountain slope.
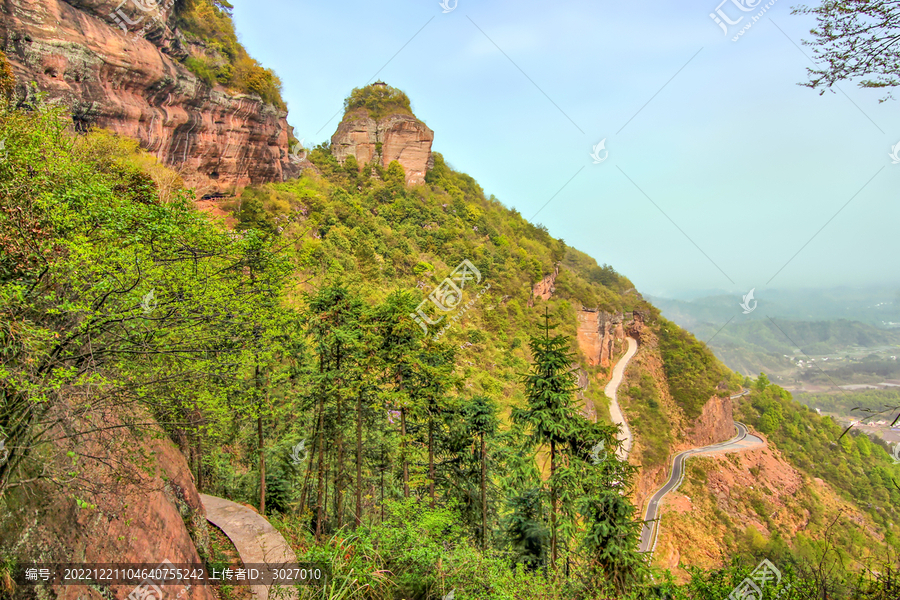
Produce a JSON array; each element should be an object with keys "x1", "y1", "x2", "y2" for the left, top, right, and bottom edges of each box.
[{"x1": 2, "y1": 7, "x2": 900, "y2": 595}]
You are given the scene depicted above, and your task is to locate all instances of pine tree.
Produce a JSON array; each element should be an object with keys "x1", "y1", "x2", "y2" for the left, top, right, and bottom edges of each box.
[
  {"x1": 372, "y1": 291, "x2": 424, "y2": 500},
  {"x1": 464, "y1": 395, "x2": 499, "y2": 549},
  {"x1": 410, "y1": 339, "x2": 457, "y2": 506},
  {"x1": 303, "y1": 285, "x2": 365, "y2": 536},
  {"x1": 513, "y1": 308, "x2": 582, "y2": 566}
]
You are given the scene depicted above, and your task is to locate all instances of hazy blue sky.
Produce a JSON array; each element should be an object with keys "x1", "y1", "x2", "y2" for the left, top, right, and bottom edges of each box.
[{"x1": 229, "y1": 0, "x2": 899, "y2": 298}]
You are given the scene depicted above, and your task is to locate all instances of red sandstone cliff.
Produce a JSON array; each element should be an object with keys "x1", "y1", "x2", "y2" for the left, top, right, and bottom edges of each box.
[
  {"x1": 687, "y1": 393, "x2": 735, "y2": 447},
  {"x1": 331, "y1": 109, "x2": 434, "y2": 185},
  {"x1": 528, "y1": 263, "x2": 560, "y2": 307},
  {"x1": 2, "y1": 403, "x2": 216, "y2": 599},
  {"x1": 0, "y1": 0, "x2": 294, "y2": 196},
  {"x1": 576, "y1": 309, "x2": 631, "y2": 367}
]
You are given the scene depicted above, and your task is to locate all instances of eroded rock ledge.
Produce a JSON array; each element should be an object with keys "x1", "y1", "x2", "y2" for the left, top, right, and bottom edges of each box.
[
  {"x1": 331, "y1": 109, "x2": 434, "y2": 186},
  {"x1": 1, "y1": 0, "x2": 294, "y2": 196}
]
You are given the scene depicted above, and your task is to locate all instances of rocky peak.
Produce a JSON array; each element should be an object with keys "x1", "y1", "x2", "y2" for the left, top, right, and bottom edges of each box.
[{"x1": 331, "y1": 83, "x2": 434, "y2": 186}]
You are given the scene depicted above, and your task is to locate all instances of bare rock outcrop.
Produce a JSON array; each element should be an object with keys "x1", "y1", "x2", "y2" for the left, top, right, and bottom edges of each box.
[
  {"x1": 576, "y1": 309, "x2": 636, "y2": 367},
  {"x1": 0, "y1": 0, "x2": 294, "y2": 196},
  {"x1": 331, "y1": 109, "x2": 434, "y2": 185},
  {"x1": 687, "y1": 394, "x2": 735, "y2": 447},
  {"x1": 528, "y1": 263, "x2": 560, "y2": 307},
  {"x1": 576, "y1": 310, "x2": 604, "y2": 367},
  {"x1": 1, "y1": 406, "x2": 216, "y2": 599}
]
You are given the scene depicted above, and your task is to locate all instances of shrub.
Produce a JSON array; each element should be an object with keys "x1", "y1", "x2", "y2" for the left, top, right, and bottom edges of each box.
[
  {"x1": 0, "y1": 50, "x2": 14, "y2": 101},
  {"x1": 343, "y1": 83, "x2": 413, "y2": 120},
  {"x1": 175, "y1": 0, "x2": 286, "y2": 109}
]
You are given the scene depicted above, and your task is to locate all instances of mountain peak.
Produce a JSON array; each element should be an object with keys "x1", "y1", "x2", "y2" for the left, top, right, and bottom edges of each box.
[
  {"x1": 331, "y1": 83, "x2": 434, "y2": 185},
  {"x1": 341, "y1": 82, "x2": 414, "y2": 121}
]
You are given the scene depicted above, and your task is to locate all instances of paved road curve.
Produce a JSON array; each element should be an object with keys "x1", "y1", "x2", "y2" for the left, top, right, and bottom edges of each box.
[
  {"x1": 200, "y1": 494, "x2": 300, "y2": 600},
  {"x1": 638, "y1": 401, "x2": 763, "y2": 554},
  {"x1": 605, "y1": 337, "x2": 639, "y2": 460}
]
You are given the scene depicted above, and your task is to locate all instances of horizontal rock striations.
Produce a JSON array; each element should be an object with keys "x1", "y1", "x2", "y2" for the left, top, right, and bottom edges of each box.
[
  {"x1": 331, "y1": 109, "x2": 434, "y2": 185},
  {"x1": 0, "y1": 0, "x2": 294, "y2": 196}
]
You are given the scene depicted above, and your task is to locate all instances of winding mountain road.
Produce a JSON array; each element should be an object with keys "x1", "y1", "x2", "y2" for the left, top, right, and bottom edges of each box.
[
  {"x1": 605, "y1": 337, "x2": 639, "y2": 460},
  {"x1": 638, "y1": 390, "x2": 763, "y2": 554}
]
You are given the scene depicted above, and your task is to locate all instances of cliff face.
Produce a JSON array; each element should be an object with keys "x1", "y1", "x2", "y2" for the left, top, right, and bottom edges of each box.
[
  {"x1": 1, "y1": 406, "x2": 215, "y2": 599},
  {"x1": 528, "y1": 263, "x2": 560, "y2": 307},
  {"x1": 687, "y1": 393, "x2": 734, "y2": 447},
  {"x1": 331, "y1": 109, "x2": 434, "y2": 185},
  {"x1": 576, "y1": 309, "x2": 630, "y2": 368},
  {"x1": 0, "y1": 0, "x2": 294, "y2": 196}
]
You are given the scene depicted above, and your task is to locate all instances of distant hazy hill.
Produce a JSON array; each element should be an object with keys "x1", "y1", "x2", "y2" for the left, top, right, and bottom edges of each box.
[
  {"x1": 649, "y1": 287, "x2": 900, "y2": 329},
  {"x1": 650, "y1": 291, "x2": 900, "y2": 376}
]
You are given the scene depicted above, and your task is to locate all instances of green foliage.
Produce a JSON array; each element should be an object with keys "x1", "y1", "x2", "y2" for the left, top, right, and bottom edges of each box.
[
  {"x1": 0, "y1": 50, "x2": 14, "y2": 102},
  {"x1": 657, "y1": 316, "x2": 729, "y2": 419},
  {"x1": 175, "y1": 0, "x2": 285, "y2": 108},
  {"x1": 511, "y1": 312, "x2": 644, "y2": 587},
  {"x1": 797, "y1": 389, "x2": 900, "y2": 418},
  {"x1": 736, "y1": 383, "x2": 900, "y2": 531},
  {"x1": 0, "y1": 99, "x2": 292, "y2": 516},
  {"x1": 183, "y1": 56, "x2": 219, "y2": 87},
  {"x1": 621, "y1": 373, "x2": 672, "y2": 468},
  {"x1": 343, "y1": 83, "x2": 413, "y2": 120},
  {"x1": 384, "y1": 160, "x2": 405, "y2": 186},
  {"x1": 792, "y1": 0, "x2": 900, "y2": 99},
  {"x1": 4, "y1": 92, "x2": 899, "y2": 600},
  {"x1": 236, "y1": 192, "x2": 277, "y2": 234}
]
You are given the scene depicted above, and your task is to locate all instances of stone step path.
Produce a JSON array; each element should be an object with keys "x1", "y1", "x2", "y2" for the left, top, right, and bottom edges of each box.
[{"x1": 199, "y1": 494, "x2": 299, "y2": 600}]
